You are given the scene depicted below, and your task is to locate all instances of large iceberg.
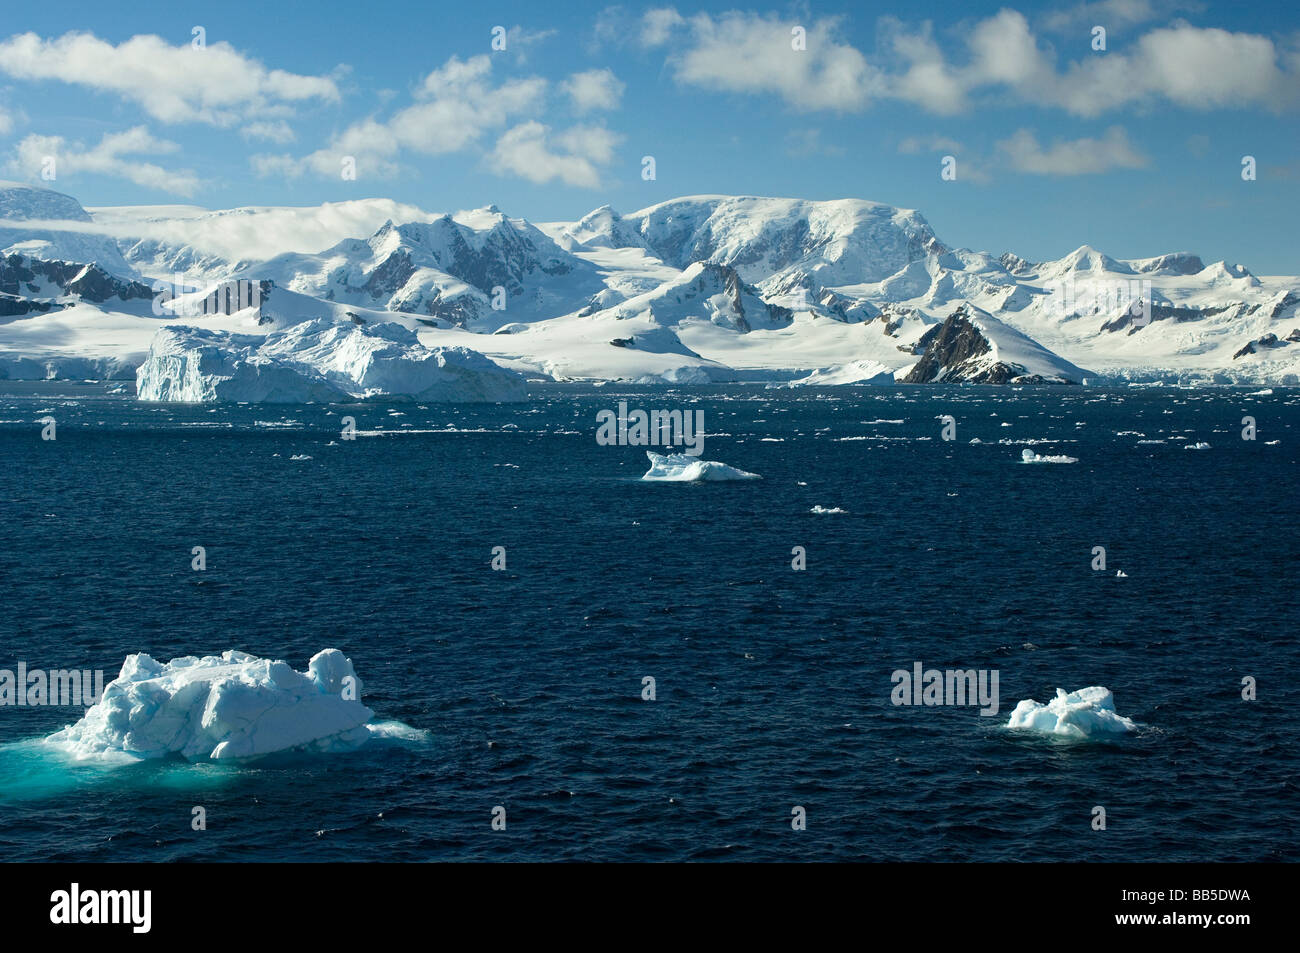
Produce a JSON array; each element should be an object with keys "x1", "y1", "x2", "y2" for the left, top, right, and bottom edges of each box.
[
  {"x1": 1006, "y1": 686, "x2": 1137, "y2": 739},
  {"x1": 47, "y1": 649, "x2": 378, "y2": 761},
  {"x1": 136, "y1": 318, "x2": 527, "y2": 403},
  {"x1": 641, "y1": 450, "x2": 760, "y2": 482}
]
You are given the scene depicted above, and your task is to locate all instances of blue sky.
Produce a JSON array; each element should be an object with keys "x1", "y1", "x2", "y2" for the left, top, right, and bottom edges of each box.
[{"x1": 1, "y1": 0, "x2": 1297, "y2": 271}]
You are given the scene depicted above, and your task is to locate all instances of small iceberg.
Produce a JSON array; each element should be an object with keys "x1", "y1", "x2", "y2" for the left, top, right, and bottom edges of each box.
[
  {"x1": 1184, "y1": 442, "x2": 1211, "y2": 450},
  {"x1": 1006, "y1": 686, "x2": 1137, "y2": 739},
  {"x1": 1116, "y1": 569, "x2": 1128, "y2": 578},
  {"x1": 810, "y1": 505, "x2": 847, "y2": 514},
  {"x1": 1020, "y1": 448, "x2": 1078, "y2": 464},
  {"x1": 46, "y1": 649, "x2": 385, "y2": 762},
  {"x1": 641, "y1": 451, "x2": 760, "y2": 482}
]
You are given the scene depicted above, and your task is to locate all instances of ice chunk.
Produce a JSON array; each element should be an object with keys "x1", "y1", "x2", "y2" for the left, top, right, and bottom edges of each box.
[
  {"x1": 1006, "y1": 686, "x2": 1137, "y2": 739},
  {"x1": 47, "y1": 649, "x2": 376, "y2": 761},
  {"x1": 1021, "y1": 448, "x2": 1078, "y2": 464},
  {"x1": 640, "y1": 451, "x2": 760, "y2": 482}
]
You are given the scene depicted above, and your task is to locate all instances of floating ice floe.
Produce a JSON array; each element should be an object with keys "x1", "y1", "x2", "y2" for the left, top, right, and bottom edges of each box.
[
  {"x1": 1184, "y1": 441, "x2": 1211, "y2": 450},
  {"x1": 640, "y1": 451, "x2": 760, "y2": 482},
  {"x1": 1020, "y1": 448, "x2": 1078, "y2": 464},
  {"x1": 1006, "y1": 686, "x2": 1137, "y2": 739},
  {"x1": 46, "y1": 649, "x2": 382, "y2": 762},
  {"x1": 810, "y1": 505, "x2": 847, "y2": 514}
]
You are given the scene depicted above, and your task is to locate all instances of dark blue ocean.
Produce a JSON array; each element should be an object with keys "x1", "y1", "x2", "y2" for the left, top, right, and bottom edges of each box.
[{"x1": 1, "y1": 382, "x2": 1296, "y2": 862}]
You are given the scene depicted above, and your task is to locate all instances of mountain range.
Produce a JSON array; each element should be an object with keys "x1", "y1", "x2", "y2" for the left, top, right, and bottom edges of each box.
[{"x1": 1, "y1": 180, "x2": 1297, "y2": 391}]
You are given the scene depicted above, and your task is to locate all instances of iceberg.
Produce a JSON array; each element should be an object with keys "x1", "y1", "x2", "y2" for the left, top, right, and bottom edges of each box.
[
  {"x1": 1006, "y1": 686, "x2": 1138, "y2": 739},
  {"x1": 46, "y1": 649, "x2": 379, "y2": 761},
  {"x1": 640, "y1": 450, "x2": 760, "y2": 482},
  {"x1": 136, "y1": 318, "x2": 527, "y2": 403},
  {"x1": 1020, "y1": 448, "x2": 1078, "y2": 464}
]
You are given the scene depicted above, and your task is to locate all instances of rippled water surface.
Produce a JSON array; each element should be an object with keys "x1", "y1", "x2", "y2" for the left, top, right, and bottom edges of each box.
[{"x1": 1, "y1": 382, "x2": 1296, "y2": 861}]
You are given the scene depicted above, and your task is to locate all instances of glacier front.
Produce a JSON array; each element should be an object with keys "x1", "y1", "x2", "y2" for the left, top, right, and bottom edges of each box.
[{"x1": 136, "y1": 317, "x2": 527, "y2": 403}]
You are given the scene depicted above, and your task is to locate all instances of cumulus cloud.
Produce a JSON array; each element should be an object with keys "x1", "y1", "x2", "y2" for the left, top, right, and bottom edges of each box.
[
  {"x1": 634, "y1": 7, "x2": 1299, "y2": 117},
  {"x1": 880, "y1": 11, "x2": 1299, "y2": 116},
  {"x1": 5, "y1": 127, "x2": 200, "y2": 194},
  {"x1": 488, "y1": 121, "x2": 622, "y2": 187},
  {"x1": 258, "y1": 54, "x2": 548, "y2": 180},
  {"x1": 997, "y1": 126, "x2": 1150, "y2": 174},
  {"x1": 562, "y1": 68, "x2": 625, "y2": 112},
  {"x1": 645, "y1": 9, "x2": 884, "y2": 111},
  {"x1": 0, "y1": 31, "x2": 340, "y2": 126}
]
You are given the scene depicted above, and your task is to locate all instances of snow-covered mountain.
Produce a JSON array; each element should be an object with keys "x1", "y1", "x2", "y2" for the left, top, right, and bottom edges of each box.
[{"x1": 2, "y1": 180, "x2": 1298, "y2": 391}]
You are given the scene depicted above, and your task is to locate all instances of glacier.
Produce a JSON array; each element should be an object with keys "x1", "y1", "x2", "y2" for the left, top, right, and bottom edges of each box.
[
  {"x1": 136, "y1": 317, "x2": 527, "y2": 403},
  {"x1": 46, "y1": 649, "x2": 379, "y2": 761},
  {"x1": 1006, "y1": 687, "x2": 1138, "y2": 739},
  {"x1": 641, "y1": 450, "x2": 761, "y2": 482}
]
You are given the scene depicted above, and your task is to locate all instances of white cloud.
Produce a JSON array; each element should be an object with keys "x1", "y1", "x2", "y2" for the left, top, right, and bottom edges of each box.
[
  {"x1": 488, "y1": 121, "x2": 622, "y2": 187},
  {"x1": 263, "y1": 55, "x2": 548, "y2": 180},
  {"x1": 241, "y1": 120, "x2": 296, "y2": 144},
  {"x1": 6, "y1": 126, "x2": 200, "y2": 194},
  {"x1": 635, "y1": 8, "x2": 1299, "y2": 118},
  {"x1": 562, "y1": 69, "x2": 625, "y2": 112},
  {"x1": 0, "y1": 31, "x2": 340, "y2": 126},
  {"x1": 997, "y1": 126, "x2": 1150, "y2": 174},
  {"x1": 879, "y1": 12, "x2": 1299, "y2": 116},
  {"x1": 647, "y1": 9, "x2": 883, "y2": 111},
  {"x1": 641, "y1": 8, "x2": 686, "y2": 46}
]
